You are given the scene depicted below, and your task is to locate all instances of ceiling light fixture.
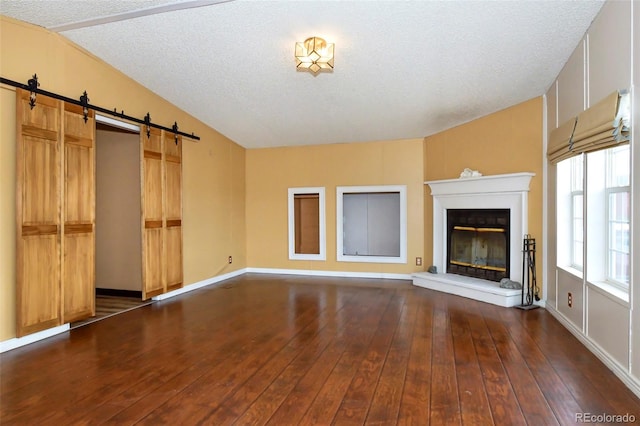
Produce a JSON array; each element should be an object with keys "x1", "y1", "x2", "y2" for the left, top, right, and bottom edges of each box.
[{"x1": 295, "y1": 37, "x2": 334, "y2": 74}]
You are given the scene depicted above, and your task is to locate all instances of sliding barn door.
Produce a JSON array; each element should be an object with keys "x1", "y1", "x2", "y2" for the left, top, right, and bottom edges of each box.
[
  {"x1": 164, "y1": 133, "x2": 183, "y2": 292},
  {"x1": 16, "y1": 90, "x2": 62, "y2": 337},
  {"x1": 16, "y1": 89, "x2": 96, "y2": 336},
  {"x1": 62, "y1": 104, "x2": 95, "y2": 322},
  {"x1": 141, "y1": 128, "x2": 164, "y2": 299},
  {"x1": 140, "y1": 129, "x2": 183, "y2": 299}
]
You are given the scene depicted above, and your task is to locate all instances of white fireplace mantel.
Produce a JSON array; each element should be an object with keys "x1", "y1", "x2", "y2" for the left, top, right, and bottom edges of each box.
[
  {"x1": 425, "y1": 172, "x2": 535, "y2": 197},
  {"x1": 414, "y1": 172, "x2": 535, "y2": 307}
]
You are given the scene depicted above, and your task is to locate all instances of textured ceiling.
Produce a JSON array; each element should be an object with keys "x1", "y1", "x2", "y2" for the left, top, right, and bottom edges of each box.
[{"x1": 1, "y1": 0, "x2": 605, "y2": 148}]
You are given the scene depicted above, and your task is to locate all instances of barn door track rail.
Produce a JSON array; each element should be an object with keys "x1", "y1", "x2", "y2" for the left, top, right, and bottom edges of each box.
[{"x1": 1, "y1": 74, "x2": 201, "y2": 141}]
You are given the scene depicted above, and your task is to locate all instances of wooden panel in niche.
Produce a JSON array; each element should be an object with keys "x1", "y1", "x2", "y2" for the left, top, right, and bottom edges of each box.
[{"x1": 294, "y1": 194, "x2": 320, "y2": 254}]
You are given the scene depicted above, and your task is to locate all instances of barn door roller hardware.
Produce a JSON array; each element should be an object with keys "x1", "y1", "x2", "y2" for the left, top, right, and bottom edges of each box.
[{"x1": 1, "y1": 74, "x2": 200, "y2": 141}]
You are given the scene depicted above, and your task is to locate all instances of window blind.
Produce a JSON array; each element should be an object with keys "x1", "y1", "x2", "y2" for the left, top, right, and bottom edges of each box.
[
  {"x1": 571, "y1": 90, "x2": 630, "y2": 153},
  {"x1": 547, "y1": 90, "x2": 630, "y2": 164},
  {"x1": 547, "y1": 117, "x2": 577, "y2": 164}
]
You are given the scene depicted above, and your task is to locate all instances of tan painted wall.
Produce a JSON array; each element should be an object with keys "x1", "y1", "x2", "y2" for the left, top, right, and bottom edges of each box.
[
  {"x1": 423, "y1": 97, "x2": 544, "y2": 294},
  {"x1": 0, "y1": 17, "x2": 246, "y2": 340},
  {"x1": 95, "y1": 129, "x2": 142, "y2": 291},
  {"x1": 0, "y1": 86, "x2": 17, "y2": 341},
  {"x1": 246, "y1": 139, "x2": 424, "y2": 274}
]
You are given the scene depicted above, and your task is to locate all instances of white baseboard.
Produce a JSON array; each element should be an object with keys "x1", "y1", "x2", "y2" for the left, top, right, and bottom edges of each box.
[
  {"x1": 0, "y1": 324, "x2": 70, "y2": 353},
  {"x1": 546, "y1": 303, "x2": 640, "y2": 399},
  {"x1": 153, "y1": 268, "x2": 248, "y2": 301},
  {"x1": 246, "y1": 267, "x2": 412, "y2": 280}
]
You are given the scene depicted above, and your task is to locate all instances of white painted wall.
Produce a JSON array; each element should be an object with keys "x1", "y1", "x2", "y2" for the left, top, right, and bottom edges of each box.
[
  {"x1": 587, "y1": 0, "x2": 632, "y2": 106},
  {"x1": 557, "y1": 39, "x2": 586, "y2": 124},
  {"x1": 587, "y1": 286, "x2": 630, "y2": 367},
  {"x1": 547, "y1": 0, "x2": 638, "y2": 394},
  {"x1": 556, "y1": 268, "x2": 584, "y2": 329}
]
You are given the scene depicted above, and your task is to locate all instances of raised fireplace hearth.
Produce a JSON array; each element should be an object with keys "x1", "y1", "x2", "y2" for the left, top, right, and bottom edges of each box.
[{"x1": 413, "y1": 172, "x2": 534, "y2": 307}]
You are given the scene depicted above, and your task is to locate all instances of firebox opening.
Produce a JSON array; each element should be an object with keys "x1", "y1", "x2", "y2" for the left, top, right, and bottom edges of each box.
[{"x1": 447, "y1": 209, "x2": 510, "y2": 282}]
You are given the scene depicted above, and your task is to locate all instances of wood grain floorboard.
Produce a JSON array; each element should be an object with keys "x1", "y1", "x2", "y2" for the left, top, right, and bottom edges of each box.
[
  {"x1": 332, "y1": 289, "x2": 407, "y2": 425},
  {"x1": 396, "y1": 297, "x2": 433, "y2": 425},
  {"x1": 365, "y1": 296, "x2": 417, "y2": 425},
  {"x1": 2, "y1": 274, "x2": 639, "y2": 425},
  {"x1": 449, "y1": 305, "x2": 494, "y2": 425}
]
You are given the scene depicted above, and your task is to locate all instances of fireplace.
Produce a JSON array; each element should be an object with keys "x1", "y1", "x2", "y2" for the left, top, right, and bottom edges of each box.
[
  {"x1": 413, "y1": 172, "x2": 534, "y2": 307},
  {"x1": 447, "y1": 209, "x2": 509, "y2": 282}
]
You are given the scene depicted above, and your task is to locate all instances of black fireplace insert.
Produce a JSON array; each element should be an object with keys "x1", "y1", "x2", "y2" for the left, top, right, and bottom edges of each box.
[{"x1": 446, "y1": 209, "x2": 510, "y2": 282}]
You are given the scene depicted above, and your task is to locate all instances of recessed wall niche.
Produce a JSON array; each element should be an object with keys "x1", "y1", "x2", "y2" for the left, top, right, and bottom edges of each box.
[
  {"x1": 336, "y1": 185, "x2": 407, "y2": 264},
  {"x1": 287, "y1": 187, "x2": 326, "y2": 260}
]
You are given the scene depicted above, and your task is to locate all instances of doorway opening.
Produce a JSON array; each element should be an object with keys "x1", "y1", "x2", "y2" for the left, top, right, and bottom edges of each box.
[{"x1": 72, "y1": 116, "x2": 152, "y2": 327}]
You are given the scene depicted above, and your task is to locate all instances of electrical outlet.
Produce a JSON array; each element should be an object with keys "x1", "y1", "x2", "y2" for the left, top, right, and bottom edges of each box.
[
  {"x1": 568, "y1": 292, "x2": 572, "y2": 307},
  {"x1": 228, "y1": 255, "x2": 232, "y2": 264},
  {"x1": 416, "y1": 257, "x2": 422, "y2": 266}
]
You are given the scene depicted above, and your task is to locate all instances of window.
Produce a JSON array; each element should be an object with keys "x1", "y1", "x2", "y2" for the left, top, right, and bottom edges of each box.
[
  {"x1": 336, "y1": 185, "x2": 407, "y2": 263},
  {"x1": 558, "y1": 144, "x2": 631, "y2": 295},
  {"x1": 570, "y1": 155, "x2": 584, "y2": 270},
  {"x1": 557, "y1": 154, "x2": 584, "y2": 273},
  {"x1": 605, "y1": 145, "x2": 630, "y2": 286},
  {"x1": 288, "y1": 187, "x2": 326, "y2": 261}
]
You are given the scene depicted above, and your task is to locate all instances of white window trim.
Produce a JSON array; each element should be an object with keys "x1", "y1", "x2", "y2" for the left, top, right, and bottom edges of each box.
[
  {"x1": 336, "y1": 185, "x2": 407, "y2": 264},
  {"x1": 288, "y1": 187, "x2": 326, "y2": 261}
]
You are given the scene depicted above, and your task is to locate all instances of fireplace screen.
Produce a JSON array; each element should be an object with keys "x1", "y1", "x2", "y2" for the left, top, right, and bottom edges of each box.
[{"x1": 447, "y1": 209, "x2": 509, "y2": 282}]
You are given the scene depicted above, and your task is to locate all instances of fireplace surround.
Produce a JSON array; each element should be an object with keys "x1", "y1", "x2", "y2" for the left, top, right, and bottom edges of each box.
[{"x1": 413, "y1": 172, "x2": 535, "y2": 307}]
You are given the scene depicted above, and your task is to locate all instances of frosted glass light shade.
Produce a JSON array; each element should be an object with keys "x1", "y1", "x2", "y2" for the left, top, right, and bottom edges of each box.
[{"x1": 295, "y1": 37, "x2": 334, "y2": 74}]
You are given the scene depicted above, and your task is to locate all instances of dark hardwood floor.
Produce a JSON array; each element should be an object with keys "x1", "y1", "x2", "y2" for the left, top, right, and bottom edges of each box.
[
  {"x1": 71, "y1": 294, "x2": 154, "y2": 329},
  {"x1": 2, "y1": 273, "x2": 639, "y2": 425}
]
